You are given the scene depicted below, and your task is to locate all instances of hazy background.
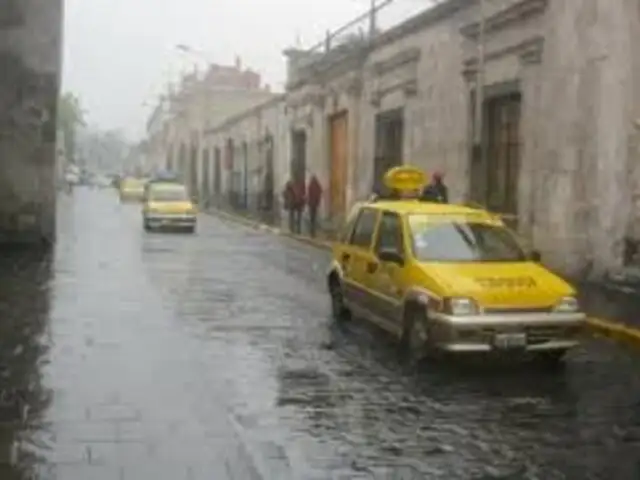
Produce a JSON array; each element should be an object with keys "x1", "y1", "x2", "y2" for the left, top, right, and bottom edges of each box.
[{"x1": 61, "y1": 0, "x2": 429, "y2": 140}]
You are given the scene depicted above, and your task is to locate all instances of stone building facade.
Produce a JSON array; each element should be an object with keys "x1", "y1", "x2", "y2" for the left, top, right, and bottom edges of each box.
[
  {"x1": 161, "y1": 0, "x2": 640, "y2": 278},
  {"x1": 0, "y1": 0, "x2": 63, "y2": 247}
]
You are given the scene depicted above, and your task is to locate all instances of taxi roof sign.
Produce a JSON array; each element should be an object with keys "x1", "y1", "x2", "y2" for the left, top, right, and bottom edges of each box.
[{"x1": 383, "y1": 165, "x2": 427, "y2": 192}]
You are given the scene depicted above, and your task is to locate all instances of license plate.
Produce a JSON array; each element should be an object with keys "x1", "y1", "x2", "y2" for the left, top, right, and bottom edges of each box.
[{"x1": 493, "y1": 333, "x2": 527, "y2": 349}]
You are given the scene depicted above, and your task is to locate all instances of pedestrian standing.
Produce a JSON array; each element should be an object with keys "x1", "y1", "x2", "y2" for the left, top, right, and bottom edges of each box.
[
  {"x1": 307, "y1": 174, "x2": 323, "y2": 238},
  {"x1": 421, "y1": 171, "x2": 449, "y2": 203},
  {"x1": 292, "y1": 178, "x2": 306, "y2": 234},
  {"x1": 283, "y1": 179, "x2": 295, "y2": 232}
]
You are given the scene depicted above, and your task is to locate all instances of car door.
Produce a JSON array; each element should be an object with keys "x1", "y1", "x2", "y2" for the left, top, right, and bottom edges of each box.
[
  {"x1": 370, "y1": 211, "x2": 409, "y2": 332},
  {"x1": 341, "y1": 208, "x2": 380, "y2": 314}
]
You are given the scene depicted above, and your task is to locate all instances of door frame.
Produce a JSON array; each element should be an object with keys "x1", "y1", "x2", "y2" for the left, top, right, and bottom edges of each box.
[
  {"x1": 468, "y1": 80, "x2": 521, "y2": 211},
  {"x1": 327, "y1": 110, "x2": 349, "y2": 219},
  {"x1": 373, "y1": 108, "x2": 404, "y2": 194}
]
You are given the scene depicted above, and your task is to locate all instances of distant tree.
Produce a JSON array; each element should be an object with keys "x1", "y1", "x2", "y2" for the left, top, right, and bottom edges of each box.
[{"x1": 57, "y1": 92, "x2": 86, "y2": 162}]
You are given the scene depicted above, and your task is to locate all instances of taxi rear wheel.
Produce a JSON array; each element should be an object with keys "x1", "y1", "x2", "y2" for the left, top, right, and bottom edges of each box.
[{"x1": 329, "y1": 276, "x2": 350, "y2": 323}]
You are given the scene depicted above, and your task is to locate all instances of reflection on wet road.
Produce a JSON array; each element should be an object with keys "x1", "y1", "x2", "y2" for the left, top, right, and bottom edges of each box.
[{"x1": 1, "y1": 188, "x2": 640, "y2": 478}]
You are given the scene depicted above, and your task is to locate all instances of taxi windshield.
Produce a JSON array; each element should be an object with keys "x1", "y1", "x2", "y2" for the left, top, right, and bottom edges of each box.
[
  {"x1": 408, "y1": 215, "x2": 527, "y2": 262},
  {"x1": 149, "y1": 187, "x2": 189, "y2": 202},
  {"x1": 123, "y1": 179, "x2": 144, "y2": 190}
]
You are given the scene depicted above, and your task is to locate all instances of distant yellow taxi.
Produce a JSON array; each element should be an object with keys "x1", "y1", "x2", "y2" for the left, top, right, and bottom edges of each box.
[
  {"x1": 142, "y1": 181, "x2": 197, "y2": 233},
  {"x1": 326, "y1": 166, "x2": 585, "y2": 365},
  {"x1": 119, "y1": 177, "x2": 146, "y2": 202}
]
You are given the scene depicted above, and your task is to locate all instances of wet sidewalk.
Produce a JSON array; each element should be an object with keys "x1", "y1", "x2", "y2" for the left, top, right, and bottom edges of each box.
[{"x1": 1, "y1": 191, "x2": 267, "y2": 479}]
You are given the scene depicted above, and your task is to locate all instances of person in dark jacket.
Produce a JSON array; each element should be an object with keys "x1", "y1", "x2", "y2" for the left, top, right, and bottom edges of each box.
[
  {"x1": 421, "y1": 171, "x2": 448, "y2": 203},
  {"x1": 307, "y1": 175, "x2": 323, "y2": 237},
  {"x1": 283, "y1": 179, "x2": 295, "y2": 232}
]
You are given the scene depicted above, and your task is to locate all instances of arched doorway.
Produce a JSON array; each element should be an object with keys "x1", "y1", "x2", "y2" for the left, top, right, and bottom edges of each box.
[
  {"x1": 213, "y1": 146, "x2": 222, "y2": 202},
  {"x1": 263, "y1": 133, "x2": 275, "y2": 223},
  {"x1": 225, "y1": 138, "x2": 235, "y2": 206},
  {"x1": 242, "y1": 141, "x2": 248, "y2": 210},
  {"x1": 166, "y1": 143, "x2": 174, "y2": 171},
  {"x1": 201, "y1": 147, "x2": 210, "y2": 205},
  {"x1": 178, "y1": 143, "x2": 187, "y2": 182},
  {"x1": 189, "y1": 143, "x2": 199, "y2": 200}
]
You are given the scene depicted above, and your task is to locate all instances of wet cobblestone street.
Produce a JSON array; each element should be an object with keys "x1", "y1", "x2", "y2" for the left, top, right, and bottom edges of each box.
[{"x1": 1, "y1": 188, "x2": 640, "y2": 479}]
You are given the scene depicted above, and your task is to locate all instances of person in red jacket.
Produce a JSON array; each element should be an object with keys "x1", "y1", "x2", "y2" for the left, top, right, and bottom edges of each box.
[
  {"x1": 291, "y1": 178, "x2": 306, "y2": 234},
  {"x1": 307, "y1": 174, "x2": 323, "y2": 237}
]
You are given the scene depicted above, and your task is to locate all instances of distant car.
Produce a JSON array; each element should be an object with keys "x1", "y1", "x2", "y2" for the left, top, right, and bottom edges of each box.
[
  {"x1": 119, "y1": 177, "x2": 146, "y2": 202},
  {"x1": 143, "y1": 173, "x2": 182, "y2": 200},
  {"x1": 64, "y1": 171, "x2": 79, "y2": 185},
  {"x1": 326, "y1": 165, "x2": 586, "y2": 366},
  {"x1": 142, "y1": 182, "x2": 197, "y2": 233},
  {"x1": 94, "y1": 175, "x2": 112, "y2": 188}
]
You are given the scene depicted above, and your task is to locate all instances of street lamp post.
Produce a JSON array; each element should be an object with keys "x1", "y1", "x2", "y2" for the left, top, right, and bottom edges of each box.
[{"x1": 369, "y1": 0, "x2": 376, "y2": 38}]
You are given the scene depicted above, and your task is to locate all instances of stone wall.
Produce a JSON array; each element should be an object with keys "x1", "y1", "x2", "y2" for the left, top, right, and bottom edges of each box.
[
  {"x1": 281, "y1": 0, "x2": 640, "y2": 277},
  {"x1": 178, "y1": 0, "x2": 640, "y2": 277},
  {"x1": 0, "y1": 0, "x2": 63, "y2": 247}
]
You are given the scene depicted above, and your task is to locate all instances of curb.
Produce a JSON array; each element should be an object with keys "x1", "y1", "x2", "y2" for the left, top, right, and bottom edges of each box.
[
  {"x1": 207, "y1": 208, "x2": 640, "y2": 349},
  {"x1": 207, "y1": 207, "x2": 333, "y2": 251},
  {"x1": 585, "y1": 317, "x2": 640, "y2": 348}
]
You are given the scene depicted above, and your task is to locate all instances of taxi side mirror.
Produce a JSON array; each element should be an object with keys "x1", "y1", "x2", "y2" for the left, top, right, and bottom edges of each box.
[
  {"x1": 378, "y1": 248, "x2": 404, "y2": 266},
  {"x1": 529, "y1": 250, "x2": 542, "y2": 262}
]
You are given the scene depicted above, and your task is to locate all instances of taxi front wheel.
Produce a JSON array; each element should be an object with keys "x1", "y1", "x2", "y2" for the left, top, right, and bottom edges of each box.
[
  {"x1": 532, "y1": 351, "x2": 567, "y2": 370},
  {"x1": 401, "y1": 307, "x2": 431, "y2": 362}
]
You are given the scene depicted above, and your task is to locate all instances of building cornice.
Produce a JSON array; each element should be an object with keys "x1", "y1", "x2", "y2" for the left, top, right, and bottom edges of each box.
[
  {"x1": 462, "y1": 35, "x2": 544, "y2": 80},
  {"x1": 204, "y1": 94, "x2": 285, "y2": 136},
  {"x1": 460, "y1": 0, "x2": 548, "y2": 40},
  {"x1": 369, "y1": 47, "x2": 421, "y2": 76},
  {"x1": 369, "y1": 78, "x2": 418, "y2": 107}
]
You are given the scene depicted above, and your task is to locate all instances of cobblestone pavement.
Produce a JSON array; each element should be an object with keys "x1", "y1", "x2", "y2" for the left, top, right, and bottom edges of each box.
[{"x1": 0, "y1": 188, "x2": 640, "y2": 479}]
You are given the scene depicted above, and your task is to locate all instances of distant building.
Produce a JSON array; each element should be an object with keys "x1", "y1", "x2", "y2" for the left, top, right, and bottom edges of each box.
[{"x1": 145, "y1": 58, "x2": 278, "y2": 204}]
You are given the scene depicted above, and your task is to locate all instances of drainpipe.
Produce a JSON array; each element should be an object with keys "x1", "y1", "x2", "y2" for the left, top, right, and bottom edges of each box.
[{"x1": 474, "y1": 0, "x2": 485, "y2": 147}]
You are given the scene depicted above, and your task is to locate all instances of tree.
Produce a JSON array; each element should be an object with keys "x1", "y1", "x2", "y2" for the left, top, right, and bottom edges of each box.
[{"x1": 57, "y1": 92, "x2": 86, "y2": 162}]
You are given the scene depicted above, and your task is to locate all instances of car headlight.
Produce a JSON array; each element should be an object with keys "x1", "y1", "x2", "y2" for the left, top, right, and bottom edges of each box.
[
  {"x1": 443, "y1": 297, "x2": 479, "y2": 316},
  {"x1": 554, "y1": 296, "x2": 579, "y2": 313}
]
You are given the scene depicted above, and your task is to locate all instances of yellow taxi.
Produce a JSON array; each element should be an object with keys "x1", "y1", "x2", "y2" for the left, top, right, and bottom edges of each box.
[
  {"x1": 326, "y1": 166, "x2": 585, "y2": 365},
  {"x1": 119, "y1": 177, "x2": 146, "y2": 202},
  {"x1": 142, "y1": 181, "x2": 197, "y2": 233}
]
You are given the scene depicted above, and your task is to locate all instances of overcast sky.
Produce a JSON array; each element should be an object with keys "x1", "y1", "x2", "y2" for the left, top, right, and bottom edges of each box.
[{"x1": 62, "y1": 0, "x2": 428, "y2": 140}]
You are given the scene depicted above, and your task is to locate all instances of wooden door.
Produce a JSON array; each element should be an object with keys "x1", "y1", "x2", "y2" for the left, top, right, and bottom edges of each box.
[
  {"x1": 373, "y1": 109, "x2": 403, "y2": 194},
  {"x1": 201, "y1": 148, "x2": 210, "y2": 201},
  {"x1": 213, "y1": 148, "x2": 221, "y2": 195},
  {"x1": 486, "y1": 93, "x2": 521, "y2": 227},
  {"x1": 329, "y1": 112, "x2": 348, "y2": 218}
]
